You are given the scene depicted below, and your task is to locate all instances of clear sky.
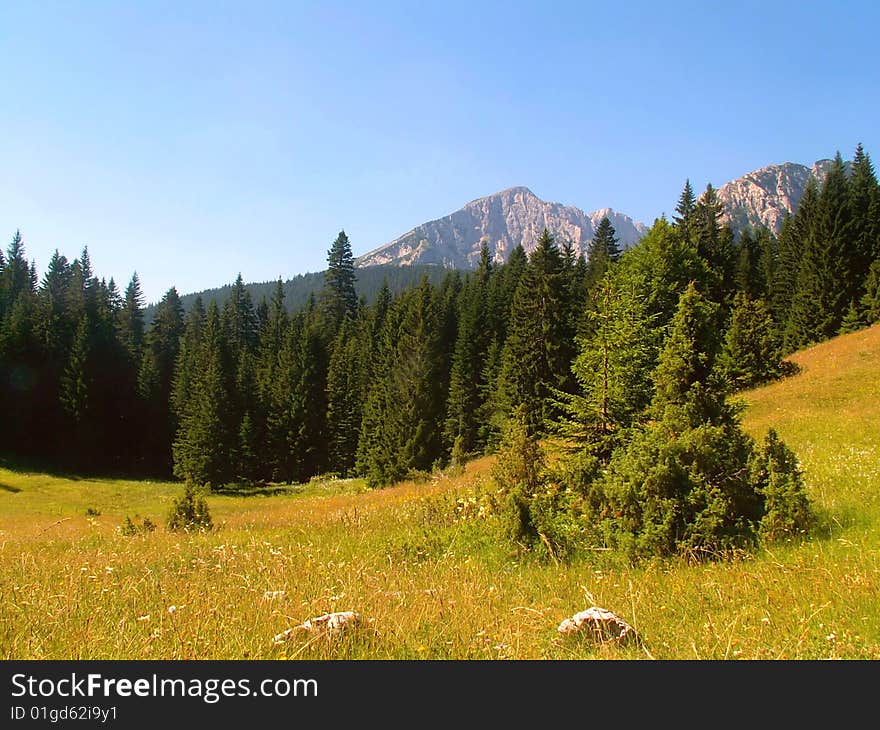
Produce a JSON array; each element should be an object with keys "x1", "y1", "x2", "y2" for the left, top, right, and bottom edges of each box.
[{"x1": 1, "y1": 1, "x2": 878, "y2": 304}]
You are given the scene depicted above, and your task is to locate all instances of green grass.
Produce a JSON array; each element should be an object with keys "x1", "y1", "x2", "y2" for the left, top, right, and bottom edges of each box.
[{"x1": 1, "y1": 325, "x2": 879, "y2": 660}]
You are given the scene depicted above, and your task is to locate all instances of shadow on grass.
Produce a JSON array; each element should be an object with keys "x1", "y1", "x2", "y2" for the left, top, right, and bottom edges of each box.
[
  {"x1": 0, "y1": 451, "x2": 171, "y2": 484},
  {"x1": 0, "y1": 483, "x2": 22, "y2": 493},
  {"x1": 211, "y1": 482, "x2": 302, "y2": 498}
]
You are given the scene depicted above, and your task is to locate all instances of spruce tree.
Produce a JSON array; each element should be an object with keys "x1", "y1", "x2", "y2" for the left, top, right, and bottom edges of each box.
[
  {"x1": 119, "y1": 272, "x2": 145, "y2": 364},
  {"x1": 320, "y1": 230, "x2": 358, "y2": 336},
  {"x1": 0, "y1": 231, "x2": 32, "y2": 313},
  {"x1": 785, "y1": 153, "x2": 853, "y2": 349},
  {"x1": 849, "y1": 143, "x2": 878, "y2": 292},
  {"x1": 693, "y1": 184, "x2": 737, "y2": 303},
  {"x1": 289, "y1": 301, "x2": 329, "y2": 482},
  {"x1": 589, "y1": 284, "x2": 772, "y2": 557},
  {"x1": 558, "y1": 271, "x2": 656, "y2": 460},
  {"x1": 496, "y1": 230, "x2": 570, "y2": 435},
  {"x1": 60, "y1": 315, "x2": 91, "y2": 427},
  {"x1": 444, "y1": 248, "x2": 492, "y2": 455},
  {"x1": 719, "y1": 294, "x2": 782, "y2": 390},
  {"x1": 138, "y1": 287, "x2": 185, "y2": 471},
  {"x1": 585, "y1": 216, "x2": 620, "y2": 290},
  {"x1": 839, "y1": 300, "x2": 864, "y2": 335},
  {"x1": 356, "y1": 278, "x2": 445, "y2": 486},
  {"x1": 673, "y1": 179, "x2": 697, "y2": 245},
  {"x1": 861, "y1": 259, "x2": 880, "y2": 325},
  {"x1": 326, "y1": 315, "x2": 367, "y2": 476},
  {"x1": 172, "y1": 301, "x2": 233, "y2": 488}
]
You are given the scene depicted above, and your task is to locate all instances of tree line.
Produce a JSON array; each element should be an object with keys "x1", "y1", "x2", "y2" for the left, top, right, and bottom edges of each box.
[{"x1": 0, "y1": 144, "x2": 877, "y2": 512}]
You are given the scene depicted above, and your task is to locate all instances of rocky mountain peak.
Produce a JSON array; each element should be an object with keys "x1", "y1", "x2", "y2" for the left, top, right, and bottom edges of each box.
[{"x1": 355, "y1": 188, "x2": 647, "y2": 269}]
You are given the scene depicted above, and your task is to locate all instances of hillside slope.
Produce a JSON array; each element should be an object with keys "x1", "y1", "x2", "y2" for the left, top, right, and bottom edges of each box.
[{"x1": 740, "y1": 322, "x2": 880, "y2": 514}]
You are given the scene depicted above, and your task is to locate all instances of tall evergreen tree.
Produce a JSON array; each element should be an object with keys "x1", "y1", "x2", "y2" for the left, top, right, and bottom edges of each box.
[
  {"x1": 849, "y1": 143, "x2": 879, "y2": 293},
  {"x1": 673, "y1": 179, "x2": 697, "y2": 245},
  {"x1": 173, "y1": 301, "x2": 233, "y2": 487},
  {"x1": 357, "y1": 278, "x2": 445, "y2": 486},
  {"x1": 118, "y1": 272, "x2": 145, "y2": 363},
  {"x1": 785, "y1": 153, "x2": 853, "y2": 348},
  {"x1": 326, "y1": 315, "x2": 367, "y2": 476},
  {"x1": 558, "y1": 271, "x2": 656, "y2": 460},
  {"x1": 719, "y1": 294, "x2": 782, "y2": 390},
  {"x1": 444, "y1": 246, "x2": 492, "y2": 455},
  {"x1": 289, "y1": 300, "x2": 329, "y2": 482},
  {"x1": 496, "y1": 230, "x2": 570, "y2": 435},
  {"x1": 860, "y1": 259, "x2": 880, "y2": 325},
  {"x1": 320, "y1": 230, "x2": 358, "y2": 335},
  {"x1": 585, "y1": 216, "x2": 620, "y2": 290},
  {"x1": 771, "y1": 179, "x2": 818, "y2": 332},
  {"x1": 693, "y1": 184, "x2": 737, "y2": 303}
]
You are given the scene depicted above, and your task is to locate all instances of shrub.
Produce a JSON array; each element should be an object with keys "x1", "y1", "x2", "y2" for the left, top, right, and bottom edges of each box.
[
  {"x1": 491, "y1": 411, "x2": 546, "y2": 545},
  {"x1": 750, "y1": 428, "x2": 812, "y2": 543},
  {"x1": 119, "y1": 515, "x2": 157, "y2": 536},
  {"x1": 166, "y1": 483, "x2": 213, "y2": 533}
]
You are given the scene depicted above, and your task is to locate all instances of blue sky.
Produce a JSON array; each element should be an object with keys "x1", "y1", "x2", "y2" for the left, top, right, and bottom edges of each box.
[{"x1": 1, "y1": 1, "x2": 878, "y2": 304}]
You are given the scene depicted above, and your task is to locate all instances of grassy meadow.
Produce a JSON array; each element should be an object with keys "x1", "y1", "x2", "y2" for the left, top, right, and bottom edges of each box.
[{"x1": 1, "y1": 324, "x2": 879, "y2": 660}]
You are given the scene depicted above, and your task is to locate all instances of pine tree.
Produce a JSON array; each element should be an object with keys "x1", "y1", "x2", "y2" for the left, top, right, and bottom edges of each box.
[
  {"x1": 590, "y1": 284, "x2": 771, "y2": 557},
  {"x1": 172, "y1": 301, "x2": 233, "y2": 488},
  {"x1": 356, "y1": 278, "x2": 445, "y2": 486},
  {"x1": 356, "y1": 302, "x2": 401, "y2": 487},
  {"x1": 651, "y1": 282, "x2": 723, "y2": 421},
  {"x1": 171, "y1": 296, "x2": 206, "y2": 429},
  {"x1": 693, "y1": 184, "x2": 737, "y2": 303},
  {"x1": 585, "y1": 216, "x2": 620, "y2": 290},
  {"x1": 861, "y1": 259, "x2": 880, "y2": 325},
  {"x1": 325, "y1": 315, "x2": 367, "y2": 476},
  {"x1": 613, "y1": 216, "x2": 715, "y2": 334},
  {"x1": 496, "y1": 230, "x2": 570, "y2": 435},
  {"x1": 772, "y1": 180, "x2": 818, "y2": 332},
  {"x1": 673, "y1": 179, "x2": 697, "y2": 244},
  {"x1": 233, "y1": 348, "x2": 262, "y2": 483},
  {"x1": 289, "y1": 302, "x2": 329, "y2": 482},
  {"x1": 734, "y1": 228, "x2": 771, "y2": 299},
  {"x1": 320, "y1": 230, "x2": 358, "y2": 336},
  {"x1": 222, "y1": 273, "x2": 258, "y2": 358},
  {"x1": 0, "y1": 231, "x2": 33, "y2": 318},
  {"x1": 558, "y1": 271, "x2": 656, "y2": 460},
  {"x1": 137, "y1": 287, "x2": 185, "y2": 472},
  {"x1": 849, "y1": 143, "x2": 879, "y2": 292},
  {"x1": 118, "y1": 272, "x2": 145, "y2": 363},
  {"x1": 785, "y1": 153, "x2": 853, "y2": 349},
  {"x1": 444, "y1": 248, "x2": 492, "y2": 455},
  {"x1": 719, "y1": 294, "x2": 782, "y2": 390},
  {"x1": 839, "y1": 300, "x2": 864, "y2": 335},
  {"x1": 60, "y1": 316, "x2": 91, "y2": 430},
  {"x1": 264, "y1": 310, "x2": 303, "y2": 483}
]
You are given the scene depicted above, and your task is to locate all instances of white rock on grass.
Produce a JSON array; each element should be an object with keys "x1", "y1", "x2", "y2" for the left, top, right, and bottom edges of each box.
[
  {"x1": 273, "y1": 611, "x2": 361, "y2": 645},
  {"x1": 557, "y1": 607, "x2": 638, "y2": 644}
]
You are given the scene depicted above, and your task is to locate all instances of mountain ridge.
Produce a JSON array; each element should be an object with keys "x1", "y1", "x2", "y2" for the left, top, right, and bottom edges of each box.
[{"x1": 355, "y1": 158, "x2": 840, "y2": 270}]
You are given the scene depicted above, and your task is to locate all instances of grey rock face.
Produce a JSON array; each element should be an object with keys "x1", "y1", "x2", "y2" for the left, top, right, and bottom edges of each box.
[
  {"x1": 355, "y1": 187, "x2": 647, "y2": 268},
  {"x1": 717, "y1": 159, "x2": 835, "y2": 235}
]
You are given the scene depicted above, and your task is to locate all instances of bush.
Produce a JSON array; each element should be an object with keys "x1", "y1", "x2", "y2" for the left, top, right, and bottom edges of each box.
[
  {"x1": 119, "y1": 515, "x2": 157, "y2": 536},
  {"x1": 166, "y1": 483, "x2": 213, "y2": 533},
  {"x1": 750, "y1": 428, "x2": 812, "y2": 543},
  {"x1": 491, "y1": 412, "x2": 546, "y2": 545}
]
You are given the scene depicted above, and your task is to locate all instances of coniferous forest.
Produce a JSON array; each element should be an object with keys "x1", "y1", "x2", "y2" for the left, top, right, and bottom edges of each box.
[{"x1": 2, "y1": 145, "x2": 878, "y2": 558}]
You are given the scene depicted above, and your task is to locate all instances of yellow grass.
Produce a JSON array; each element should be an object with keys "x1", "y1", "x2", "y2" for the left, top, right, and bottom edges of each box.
[{"x1": 1, "y1": 325, "x2": 879, "y2": 659}]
